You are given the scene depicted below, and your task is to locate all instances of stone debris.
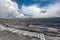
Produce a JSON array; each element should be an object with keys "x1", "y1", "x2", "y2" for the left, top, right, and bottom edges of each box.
[
  {"x1": 0, "y1": 24, "x2": 45, "y2": 40},
  {"x1": 0, "y1": 18, "x2": 60, "y2": 40}
]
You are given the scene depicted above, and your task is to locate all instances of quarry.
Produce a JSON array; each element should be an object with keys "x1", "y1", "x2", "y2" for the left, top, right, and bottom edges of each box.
[{"x1": 0, "y1": 18, "x2": 60, "y2": 40}]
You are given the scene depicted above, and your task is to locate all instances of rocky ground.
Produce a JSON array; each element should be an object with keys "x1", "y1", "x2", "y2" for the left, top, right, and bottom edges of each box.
[
  {"x1": 0, "y1": 24, "x2": 40, "y2": 40},
  {"x1": 0, "y1": 18, "x2": 60, "y2": 40}
]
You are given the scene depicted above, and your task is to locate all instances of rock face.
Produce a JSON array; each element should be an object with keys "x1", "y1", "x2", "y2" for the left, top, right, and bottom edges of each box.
[{"x1": 0, "y1": 18, "x2": 60, "y2": 40}]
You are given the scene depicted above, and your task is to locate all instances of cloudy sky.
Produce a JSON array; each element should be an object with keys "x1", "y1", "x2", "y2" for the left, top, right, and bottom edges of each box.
[{"x1": 0, "y1": 0, "x2": 60, "y2": 18}]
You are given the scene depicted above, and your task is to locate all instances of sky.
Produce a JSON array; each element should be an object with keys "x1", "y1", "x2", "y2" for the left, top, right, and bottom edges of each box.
[{"x1": 0, "y1": 0, "x2": 60, "y2": 18}]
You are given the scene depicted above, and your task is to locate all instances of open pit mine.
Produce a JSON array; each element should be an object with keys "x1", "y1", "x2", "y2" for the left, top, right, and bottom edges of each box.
[{"x1": 0, "y1": 17, "x2": 60, "y2": 40}]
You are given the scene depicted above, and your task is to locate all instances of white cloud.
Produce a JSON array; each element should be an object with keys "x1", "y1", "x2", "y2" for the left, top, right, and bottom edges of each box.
[
  {"x1": 21, "y1": 5, "x2": 42, "y2": 18},
  {"x1": 40, "y1": 2, "x2": 60, "y2": 18},
  {"x1": 20, "y1": 2, "x2": 60, "y2": 18},
  {"x1": 0, "y1": 0, "x2": 60, "y2": 18},
  {"x1": 0, "y1": 0, "x2": 20, "y2": 18}
]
